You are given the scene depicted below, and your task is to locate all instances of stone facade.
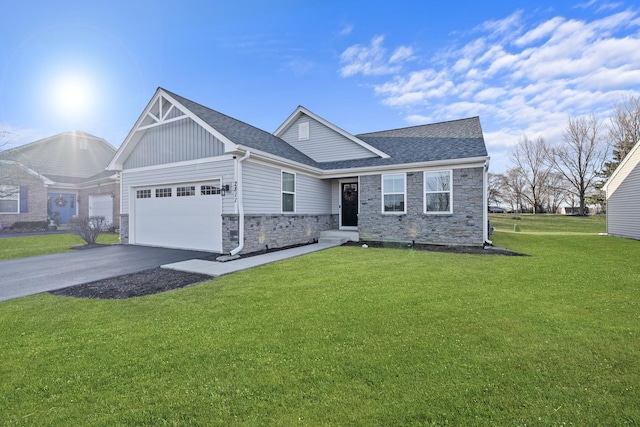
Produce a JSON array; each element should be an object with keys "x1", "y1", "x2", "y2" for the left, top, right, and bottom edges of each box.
[
  {"x1": 119, "y1": 214, "x2": 129, "y2": 244},
  {"x1": 222, "y1": 214, "x2": 337, "y2": 254},
  {"x1": 358, "y1": 167, "x2": 485, "y2": 246},
  {"x1": 0, "y1": 171, "x2": 48, "y2": 229}
]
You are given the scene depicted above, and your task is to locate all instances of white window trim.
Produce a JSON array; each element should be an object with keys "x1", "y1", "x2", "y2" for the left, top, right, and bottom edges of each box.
[
  {"x1": 381, "y1": 173, "x2": 406, "y2": 214},
  {"x1": 281, "y1": 170, "x2": 296, "y2": 213},
  {"x1": 424, "y1": 170, "x2": 453, "y2": 214},
  {"x1": 0, "y1": 185, "x2": 20, "y2": 214}
]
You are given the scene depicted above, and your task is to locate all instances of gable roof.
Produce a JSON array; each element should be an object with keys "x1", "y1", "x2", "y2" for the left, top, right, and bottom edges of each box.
[
  {"x1": 4, "y1": 131, "x2": 116, "y2": 182},
  {"x1": 603, "y1": 138, "x2": 640, "y2": 193},
  {"x1": 111, "y1": 88, "x2": 489, "y2": 174},
  {"x1": 274, "y1": 105, "x2": 390, "y2": 159},
  {"x1": 163, "y1": 89, "x2": 321, "y2": 168},
  {"x1": 318, "y1": 117, "x2": 488, "y2": 171}
]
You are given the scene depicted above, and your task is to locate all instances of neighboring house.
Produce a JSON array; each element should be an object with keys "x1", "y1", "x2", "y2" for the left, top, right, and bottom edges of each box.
[
  {"x1": 0, "y1": 131, "x2": 119, "y2": 229},
  {"x1": 107, "y1": 88, "x2": 490, "y2": 254},
  {"x1": 603, "y1": 140, "x2": 640, "y2": 239}
]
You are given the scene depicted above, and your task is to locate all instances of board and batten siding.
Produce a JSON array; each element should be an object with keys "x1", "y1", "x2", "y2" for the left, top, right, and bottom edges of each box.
[
  {"x1": 124, "y1": 118, "x2": 226, "y2": 169},
  {"x1": 242, "y1": 160, "x2": 332, "y2": 214},
  {"x1": 120, "y1": 159, "x2": 235, "y2": 214},
  {"x1": 280, "y1": 114, "x2": 377, "y2": 162},
  {"x1": 607, "y1": 153, "x2": 640, "y2": 239}
]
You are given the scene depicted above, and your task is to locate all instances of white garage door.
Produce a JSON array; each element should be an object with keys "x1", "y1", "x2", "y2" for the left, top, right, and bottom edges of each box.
[
  {"x1": 133, "y1": 182, "x2": 223, "y2": 252},
  {"x1": 89, "y1": 194, "x2": 113, "y2": 225}
]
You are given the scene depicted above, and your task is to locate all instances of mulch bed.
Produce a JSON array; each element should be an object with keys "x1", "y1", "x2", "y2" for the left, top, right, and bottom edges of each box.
[
  {"x1": 51, "y1": 241, "x2": 525, "y2": 300},
  {"x1": 51, "y1": 268, "x2": 212, "y2": 299}
]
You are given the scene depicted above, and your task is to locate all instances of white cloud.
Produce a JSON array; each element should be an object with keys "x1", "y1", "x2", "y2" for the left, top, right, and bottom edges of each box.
[
  {"x1": 338, "y1": 6, "x2": 640, "y2": 172},
  {"x1": 339, "y1": 35, "x2": 414, "y2": 77}
]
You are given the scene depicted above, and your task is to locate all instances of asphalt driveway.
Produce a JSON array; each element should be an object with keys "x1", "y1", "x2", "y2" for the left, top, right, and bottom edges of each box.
[{"x1": 0, "y1": 245, "x2": 212, "y2": 302}]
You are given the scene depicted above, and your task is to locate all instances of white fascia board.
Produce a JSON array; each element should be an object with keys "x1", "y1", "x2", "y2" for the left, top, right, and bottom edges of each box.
[
  {"x1": 273, "y1": 106, "x2": 390, "y2": 159},
  {"x1": 319, "y1": 156, "x2": 490, "y2": 179},
  {"x1": 120, "y1": 154, "x2": 236, "y2": 174},
  {"x1": 602, "y1": 139, "x2": 640, "y2": 192},
  {"x1": 107, "y1": 89, "x2": 240, "y2": 171},
  {"x1": 234, "y1": 144, "x2": 324, "y2": 175}
]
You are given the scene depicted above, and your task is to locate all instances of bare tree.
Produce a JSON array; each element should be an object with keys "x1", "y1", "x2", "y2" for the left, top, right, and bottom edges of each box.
[
  {"x1": 501, "y1": 167, "x2": 527, "y2": 215},
  {"x1": 547, "y1": 114, "x2": 607, "y2": 216},
  {"x1": 510, "y1": 135, "x2": 551, "y2": 213},
  {"x1": 601, "y1": 95, "x2": 640, "y2": 178},
  {"x1": 0, "y1": 131, "x2": 21, "y2": 198},
  {"x1": 487, "y1": 172, "x2": 503, "y2": 208},
  {"x1": 544, "y1": 172, "x2": 570, "y2": 213}
]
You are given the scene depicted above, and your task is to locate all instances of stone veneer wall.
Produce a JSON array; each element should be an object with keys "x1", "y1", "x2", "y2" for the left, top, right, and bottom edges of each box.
[
  {"x1": 119, "y1": 214, "x2": 129, "y2": 244},
  {"x1": 222, "y1": 214, "x2": 337, "y2": 254},
  {"x1": 358, "y1": 168, "x2": 485, "y2": 246}
]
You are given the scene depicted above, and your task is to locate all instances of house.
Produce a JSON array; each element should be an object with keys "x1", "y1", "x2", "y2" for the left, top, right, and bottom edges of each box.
[
  {"x1": 107, "y1": 88, "x2": 490, "y2": 254},
  {"x1": 603, "y1": 140, "x2": 640, "y2": 239},
  {"x1": 0, "y1": 131, "x2": 119, "y2": 229}
]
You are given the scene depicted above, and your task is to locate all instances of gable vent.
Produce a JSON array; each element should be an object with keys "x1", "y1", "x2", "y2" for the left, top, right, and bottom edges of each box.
[{"x1": 298, "y1": 122, "x2": 309, "y2": 141}]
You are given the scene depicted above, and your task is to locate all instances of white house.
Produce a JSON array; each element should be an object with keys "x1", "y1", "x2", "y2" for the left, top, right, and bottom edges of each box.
[
  {"x1": 603, "y1": 140, "x2": 640, "y2": 239},
  {"x1": 107, "y1": 88, "x2": 491, "y2": 255}
]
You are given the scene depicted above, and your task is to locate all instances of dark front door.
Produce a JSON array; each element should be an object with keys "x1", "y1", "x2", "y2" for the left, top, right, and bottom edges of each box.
[{"x1": 341, "y1": 183, "x2": 358, "y2": 227}]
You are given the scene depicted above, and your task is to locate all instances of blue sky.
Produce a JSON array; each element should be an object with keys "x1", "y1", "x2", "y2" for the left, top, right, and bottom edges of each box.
[{"x1": 1, "y1": 0, "x2": 639, "y2": 172}]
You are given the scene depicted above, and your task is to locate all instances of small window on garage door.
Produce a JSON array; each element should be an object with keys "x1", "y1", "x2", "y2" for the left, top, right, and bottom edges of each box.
[
  {"x1": 201, "y1": 185, "x2": 221, "y2": 195},
  {"x1": 156, "y1": 188, "x2": 172, "y2": 198},
  {"x1": 177, "y1": 186, "x2": 195, "y2": 197}
]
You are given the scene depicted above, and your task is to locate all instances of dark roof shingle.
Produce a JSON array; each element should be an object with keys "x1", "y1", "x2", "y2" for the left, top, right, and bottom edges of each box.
[{"x1": 163, "y1": 89, "x2": 488, "y2": 171}]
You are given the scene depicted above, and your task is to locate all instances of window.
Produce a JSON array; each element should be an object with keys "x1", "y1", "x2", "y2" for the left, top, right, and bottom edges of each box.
[
  {"x1": 136, "y1": 189, "x2": 151, "y2": 199},
  {"x1": 382, "y1": 174, "x2": 406, "y2": 213},
  {"x1": 0, "y1": 185, "x2": 19, "y2": 213},
  {"x1": 156, "y1": 188, "x2": 172, "y2": 198},
  {"x1": 298, "y1": 122, "x2": 309, "y2": 141},
  {"x1": 425, "y1": 170, "x2": 452, "y2": 213},
  {"x1": 282, "y1": 171, "x2": 295, "y2": 213},
  {"x1": 177, "y1": 186, "x2": 195, "y2": 197},
  {"x1": 201, "y1": 185, "x2": 221, "y2": 195}
]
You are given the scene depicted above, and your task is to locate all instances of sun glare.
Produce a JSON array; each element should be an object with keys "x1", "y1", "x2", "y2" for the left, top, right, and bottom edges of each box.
[{"x1": 50, "y1": 74, "x2": 95, "y2": 118}]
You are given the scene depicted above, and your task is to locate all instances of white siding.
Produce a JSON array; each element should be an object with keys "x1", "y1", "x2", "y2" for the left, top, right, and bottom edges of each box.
[
  {"x1": 121, "y1": 159, "x2": 235, "y2": 214},
  {"x1": 243, "y1": 160, "x2": 331, "y2": 214},
  {"x1": 243, "y1": 161, "x2": 281, "y2": 214},
  {"x1": 124, "y1": 118, "x2": 225, "y2": 169},
  {"x1": 297, "y1": 174, "x2": 332, "y2": 214},
  {"x1": 280, "y1": 114, "x2": 377, "y2": 162},
  {"x1": 607, "y1": 151, "x2": 640, "y2": 239}
]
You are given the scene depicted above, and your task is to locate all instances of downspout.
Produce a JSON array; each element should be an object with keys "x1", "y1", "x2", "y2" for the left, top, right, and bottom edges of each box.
[
  {"x1": 230, "y1": 150, "x2": 251, "y2": 256},
  {"x1": 483, "y1": 160, "x2": 492, "y2": 246}
]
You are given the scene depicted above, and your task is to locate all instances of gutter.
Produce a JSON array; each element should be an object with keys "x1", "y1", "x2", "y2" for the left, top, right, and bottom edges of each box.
[
  {"x1": 229, "y1": 150, "x2": 251, "y2": 256},
  {"x1": 483, "y1": 160, "x2": 493, "y2": 246}
]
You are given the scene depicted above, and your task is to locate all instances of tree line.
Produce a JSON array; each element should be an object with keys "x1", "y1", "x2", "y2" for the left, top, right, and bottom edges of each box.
[{"x1": 489, "y1": 96, "x2": 640, "y2": 215}]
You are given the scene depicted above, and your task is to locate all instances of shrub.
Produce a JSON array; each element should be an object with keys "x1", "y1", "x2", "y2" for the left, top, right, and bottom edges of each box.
[
  {"x1": 8, "y1": 221, "x2": 49, "y2": 231},
  {"x1": 69, "y1": 216, "x2": 107, "y2": 245}
]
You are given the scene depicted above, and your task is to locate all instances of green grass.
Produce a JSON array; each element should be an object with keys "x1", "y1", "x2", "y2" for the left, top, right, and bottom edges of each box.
[
  {"x1": 490, "y1": 212, "x2": 606, "y2": 234},
  {"x1": 1, "y1": 216, "x2": 639, "y2": 425},
  {"x1": 0, "y1": 233, "x2": 119, "y2": 260}
]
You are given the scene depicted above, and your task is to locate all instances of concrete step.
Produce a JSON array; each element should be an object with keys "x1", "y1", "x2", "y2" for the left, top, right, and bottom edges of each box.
[{"x1": 319, "y1": 230, "x2": 359, "y2": 245}]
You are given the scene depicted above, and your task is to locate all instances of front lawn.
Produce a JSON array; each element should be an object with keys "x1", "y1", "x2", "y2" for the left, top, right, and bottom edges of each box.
[
  {"x1": 0, "y1": 233, "x2": 119, "y2": 260},
  {"x1": 1, "y1": 215, "x2": 638, "y2": 425}
]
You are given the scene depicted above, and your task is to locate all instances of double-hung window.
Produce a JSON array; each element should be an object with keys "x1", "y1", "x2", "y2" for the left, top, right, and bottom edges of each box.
[
  {"x1": 282, "y1": 171, "x2": 295, "y2": 213},
  {"x1": 382, "y1": 173, "x2": 406, "y2": 213},
  {"x1": 425, "y1": 170, "x2": 452, "y2": 213},
  {"x1": 0, "y1": 185, "x2": 20, "y2": 213}
]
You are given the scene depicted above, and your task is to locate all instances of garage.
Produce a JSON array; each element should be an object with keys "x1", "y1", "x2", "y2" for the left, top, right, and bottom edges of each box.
[
  {"x1": 132, "y1": 182, "x2": 223, "y2": 252},
  {"x1": 89, "y1": 194, "x2": 114, "y2": 225}
]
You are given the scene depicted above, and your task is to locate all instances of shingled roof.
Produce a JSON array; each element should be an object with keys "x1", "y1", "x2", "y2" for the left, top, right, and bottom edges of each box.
[
  {"x1": 163, "y1": 89, "x2": 488, "y2": 171},
  {"x1": 163, "y1": 89, "x2": 321, "y2": 168}
]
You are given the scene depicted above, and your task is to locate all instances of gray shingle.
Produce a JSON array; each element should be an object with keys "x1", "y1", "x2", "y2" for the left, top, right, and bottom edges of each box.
[{"x1": 162, "y1": 89, "x2": 488, "y2": 171}]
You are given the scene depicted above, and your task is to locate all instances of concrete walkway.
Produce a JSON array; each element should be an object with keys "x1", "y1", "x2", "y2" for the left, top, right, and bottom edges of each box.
[{"x1": 162, "y1": 241, "x2": 341, "y2": 277}]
